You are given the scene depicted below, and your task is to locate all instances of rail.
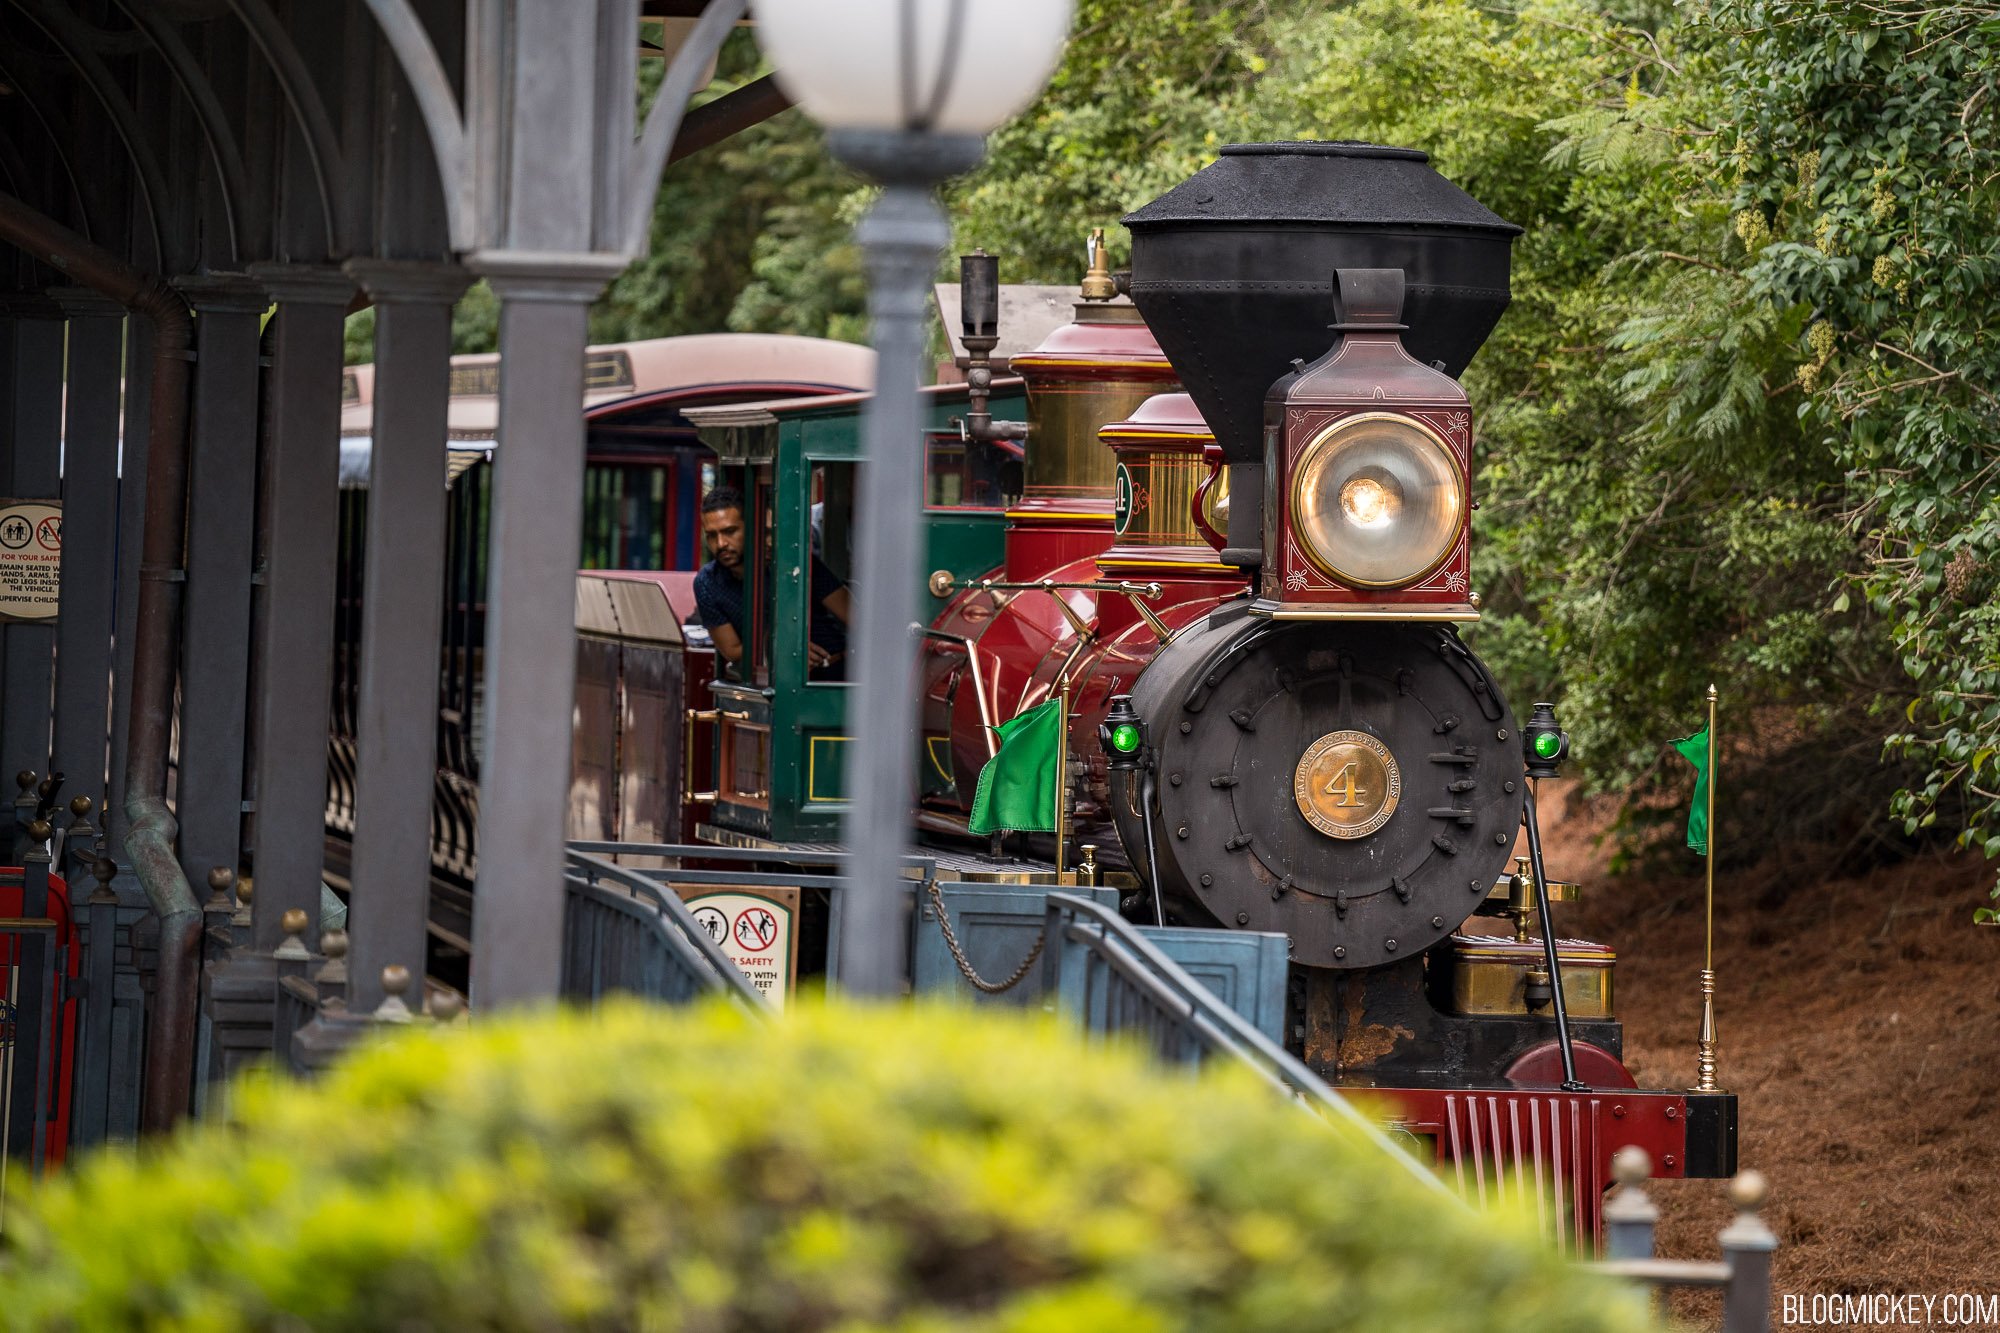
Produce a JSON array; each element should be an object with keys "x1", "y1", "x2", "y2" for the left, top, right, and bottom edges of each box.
[
  {"x1": 561, "y1": 849, "x2": 768, "y2": 1010},
  {"x1": 1040, "y1": 892, "x2": 1451, "y2": 1197}
]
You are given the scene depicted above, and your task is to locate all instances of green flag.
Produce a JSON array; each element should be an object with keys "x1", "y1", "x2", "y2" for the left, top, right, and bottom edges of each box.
[
  {"x1": 968, "y1": 699, "x2": 1064, "y2": 835},
  {"x1": 1670, "y1": 725, "x2": 1711, "y2": 856}
]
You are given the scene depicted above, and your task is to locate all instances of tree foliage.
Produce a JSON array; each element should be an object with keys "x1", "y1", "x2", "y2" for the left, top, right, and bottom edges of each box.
[
  {"x1": 340, "y1": 4, "x2": 2000, "y2": 898},
  {"x1": 1688, "y1": 2, "x2": 2000, "y2": 904}
]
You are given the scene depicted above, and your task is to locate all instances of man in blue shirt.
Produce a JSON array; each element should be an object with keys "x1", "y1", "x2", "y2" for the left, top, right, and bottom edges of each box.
[{"x1": 693, "y1": 486, "x2": 850, "y2": 679}]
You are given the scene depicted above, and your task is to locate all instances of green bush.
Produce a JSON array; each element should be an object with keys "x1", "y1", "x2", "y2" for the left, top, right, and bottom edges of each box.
[{"x1": 0, "y1": 1001, "x2": 1650, "y2": 1331}]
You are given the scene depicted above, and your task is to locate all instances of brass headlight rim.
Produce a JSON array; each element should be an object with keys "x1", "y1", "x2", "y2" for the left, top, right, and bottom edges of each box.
[{"x1": 1288, "y1": 410, "x2": 1466, "y2": 591}]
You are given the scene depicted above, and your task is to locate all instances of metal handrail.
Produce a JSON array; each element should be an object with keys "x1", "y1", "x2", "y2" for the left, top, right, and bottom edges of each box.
[
  {"x1": 1043, "y1": 892, "x2": 1453, "y2": 1197},
  {"x1": 563, "y1": 850, "x2": 766, "y2": 1009},
  {"x1": 566, "y1": 841, "x2": 948, "y2": 898},
  {"x1": 568, "y1": 840, "x2": 944, "y2": 877}
]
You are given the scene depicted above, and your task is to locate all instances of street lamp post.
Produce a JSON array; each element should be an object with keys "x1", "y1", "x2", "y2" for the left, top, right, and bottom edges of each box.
[{"x1": 756, "y1": 0, "x2": 1073, "y2": 996}]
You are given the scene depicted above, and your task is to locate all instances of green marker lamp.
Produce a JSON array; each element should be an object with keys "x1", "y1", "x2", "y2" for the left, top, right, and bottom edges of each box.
[
  {"x1": 1522, "y1": 700, "x2": 1569, "y2": 780},
  {"x1": 1099, "y1": 694, "x2": 1147, "y2": 773}
]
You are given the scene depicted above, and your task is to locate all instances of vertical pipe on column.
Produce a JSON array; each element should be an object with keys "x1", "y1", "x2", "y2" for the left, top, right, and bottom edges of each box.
[
  {"x1": 340, "y1": 261, "x2": 467, "y2": 1015},
  {"x1": 467, "y1": 260, "x2": 615, "y2": 1009}
]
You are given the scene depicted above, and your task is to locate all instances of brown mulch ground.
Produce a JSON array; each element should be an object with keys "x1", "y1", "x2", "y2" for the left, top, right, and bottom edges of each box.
[{"x1": 1530, "y1": 790, "x2": 2000, "y2": 1329}]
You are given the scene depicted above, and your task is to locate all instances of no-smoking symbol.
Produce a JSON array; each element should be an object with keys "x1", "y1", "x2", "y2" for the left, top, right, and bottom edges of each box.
[{"x1": 734, "y1": 906, "x2": 778, "y2": 953}]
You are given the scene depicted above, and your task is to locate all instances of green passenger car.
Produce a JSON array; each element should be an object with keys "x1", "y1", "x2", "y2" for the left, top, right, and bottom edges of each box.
[{"x1": 685, "y1": 380, "x2": 1026, "y2": 842}]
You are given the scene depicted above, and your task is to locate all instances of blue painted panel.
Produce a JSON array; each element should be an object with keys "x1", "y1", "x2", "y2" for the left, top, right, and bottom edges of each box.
[
  {"x1": 911, "y1": 883, "x2": 1121, "y2": 1008},
  {"x1": 1055, "y1": 926, "x2": 1290, "y2": 1043}
]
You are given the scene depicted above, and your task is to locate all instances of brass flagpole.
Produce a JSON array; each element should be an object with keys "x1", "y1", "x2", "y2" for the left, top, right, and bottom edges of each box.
[
  {"x1": 1054, "y1": 678, "x2": 1071, "y2": 876},
  {"x1": 1695, "y1": 682, "x2": 1721, "y2": 1092}
]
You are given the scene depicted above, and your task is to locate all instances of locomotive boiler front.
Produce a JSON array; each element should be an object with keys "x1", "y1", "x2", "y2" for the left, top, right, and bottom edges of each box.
[{"x1": 1113, "y1": 612, "x2": 1522, "y2": 970}]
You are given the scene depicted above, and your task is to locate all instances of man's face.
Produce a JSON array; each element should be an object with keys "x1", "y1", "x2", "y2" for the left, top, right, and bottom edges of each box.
[{"x1": 702, "y1": 506, "x2": 746, "y2": 571}]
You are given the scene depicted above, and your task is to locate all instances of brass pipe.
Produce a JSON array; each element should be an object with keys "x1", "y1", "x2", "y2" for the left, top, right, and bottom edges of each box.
[
  {"x1": 921, "y1": 628, "x2": 998, "y2": 759},
  {"x1": 1127, "y1": 594, "x2": 1171, "y2": 641},
  {"x1": 932, "y1": 571, "x2": 1164, "y2": 598},
  {"x1": 930, "y1": 570, "x2": 1168, "y2": 639}
]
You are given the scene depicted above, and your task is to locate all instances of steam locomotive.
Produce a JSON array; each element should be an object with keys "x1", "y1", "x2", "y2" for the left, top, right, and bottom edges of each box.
[{"x1": 675, "y1": 142, "x2": 1737, "y2": 1241}]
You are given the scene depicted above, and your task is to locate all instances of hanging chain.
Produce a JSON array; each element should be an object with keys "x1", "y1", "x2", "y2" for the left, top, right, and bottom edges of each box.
[{"x1": 925, "y1": 880, "x2": 1045, "y2": 994}]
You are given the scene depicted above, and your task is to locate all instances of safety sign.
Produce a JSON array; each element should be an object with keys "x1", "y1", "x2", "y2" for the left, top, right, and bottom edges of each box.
[
  {"x1": 0, "y1": 499, "x2": 60, "y2": 624},
  {"x1": 674, "y1": 885, "x2": 799, "y2": 1009}
]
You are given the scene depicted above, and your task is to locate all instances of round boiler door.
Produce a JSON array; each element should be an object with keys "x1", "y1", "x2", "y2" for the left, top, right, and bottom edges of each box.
[{"x1": 1294, "y1": 729, "x2": 1401, "y2": 839}]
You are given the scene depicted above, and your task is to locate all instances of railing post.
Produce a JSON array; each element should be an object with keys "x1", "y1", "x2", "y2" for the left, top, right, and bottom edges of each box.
[
  {"x1": 12, "y1": 771, "x2": 36, "y2": 863},
  {"x1": 228, "y1": 870, "x2": 255, "y2": 953},
  {"x1": 374, "y1": 965, "x2": 416, "y2": 1024},
  {"x1": 1719, "y1": 1171, "x2": 1777, "y2": 1333},
  {"x1": 203, "y1": 866, "x2": 238, "y2": 962},
  {"x1": 61, "y1": 797, "x2": 95, "y2": 883},
  {"x1": 14, "y1": 820, "x2": 54, "y2": 1171},
  {"x1": 270, "y1": 909, "x2": 315, "y2": 1062},
  {"x1": 1603, "y1": 1146, "x2": 1659, "y2": 1261},
  {"x1": 314, "y1": 930, "x2": 349, "y2": 1012},
  {"x1": 72, "y1": 852, "x2": 120, "y2": 1148},
  {"x1": 1039, "y1": 898, "x2": 1064, "y2": 1006}
]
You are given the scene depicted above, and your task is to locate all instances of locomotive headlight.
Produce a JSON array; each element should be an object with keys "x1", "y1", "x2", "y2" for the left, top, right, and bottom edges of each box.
[{"x1": 1291, "y1": 413, "x2": 1465, "y2": 588}]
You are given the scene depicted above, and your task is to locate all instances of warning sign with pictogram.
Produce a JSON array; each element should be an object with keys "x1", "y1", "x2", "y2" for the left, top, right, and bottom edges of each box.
[
  {"x1": 674, "y1": 885, "x2": 799, "y2": 1009},
  {"x1": 0, "y1": 500, "x2": 61, "y2": 623}
]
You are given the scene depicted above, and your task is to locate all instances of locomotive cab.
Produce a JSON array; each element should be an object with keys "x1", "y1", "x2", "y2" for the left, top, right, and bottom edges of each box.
[{"x1": 683, "y1": 381, "x2": 1027, "y2": 843}]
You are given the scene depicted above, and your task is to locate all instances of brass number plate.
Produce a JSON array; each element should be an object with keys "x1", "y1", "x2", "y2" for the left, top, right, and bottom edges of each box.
[{"x1": 1294, "y1": 730, "x2": 1401, "y2": 839}]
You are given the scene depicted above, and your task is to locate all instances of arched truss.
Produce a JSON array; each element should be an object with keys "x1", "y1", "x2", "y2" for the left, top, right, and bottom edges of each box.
[
  {"x1": 361, "y1": 0, "x2": 748, "y2": 259},
  {"x1": 6, "y1": 0, "x2": 352, "y2": 270},
  {"x1": 112, "y1": 0, "x2": 256, "y2": 254},
  {"x1": 0, "y1": 51, "x2": 108, "y2": 249},
  {"x1": 622, "y1": 0, "x2": 745, "y2": 253},
  {"x1": 7, "y1": 0, "x2": 171, "y2": 264},
  {"x1": 221, "y1": 0, "x2": 345, "y2": 257}
]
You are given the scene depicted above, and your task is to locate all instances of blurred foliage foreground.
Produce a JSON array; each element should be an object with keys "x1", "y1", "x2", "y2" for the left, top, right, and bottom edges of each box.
[{"x1": 0, "y1": 1001, "x2": 1649, "y2": 1332}]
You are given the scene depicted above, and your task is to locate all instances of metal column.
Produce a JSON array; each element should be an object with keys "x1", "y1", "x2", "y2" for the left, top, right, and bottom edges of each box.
[
  {"x1": 467, "y1": 260, "x2": 616, "y2": 1008},
  {"x1": 175, "y1": 277, "x2": 269, "y2": 889},
  {"x1": 0, "y1": 300, "x2": 64, "y2": 787},
  {"x1": 341, "y1": 260, "x2": 467, "y2": 1015},
  {"x1": 243, "y1": 266, "x2": 351, "y2": 952},
  {"x1": 49, "y1": 289, "x2": 125, "y2": 815}
]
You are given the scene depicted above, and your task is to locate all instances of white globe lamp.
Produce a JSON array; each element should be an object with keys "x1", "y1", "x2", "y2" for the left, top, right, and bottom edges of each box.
[{"x1": 754, "y1": 0, "x2": 1074, "y2": 136}]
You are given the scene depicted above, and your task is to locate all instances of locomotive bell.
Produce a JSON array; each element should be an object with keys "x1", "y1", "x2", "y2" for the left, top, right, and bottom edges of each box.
[{"x1": 1256, "y1": 268, "x2": 1476, "y2": 620}]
